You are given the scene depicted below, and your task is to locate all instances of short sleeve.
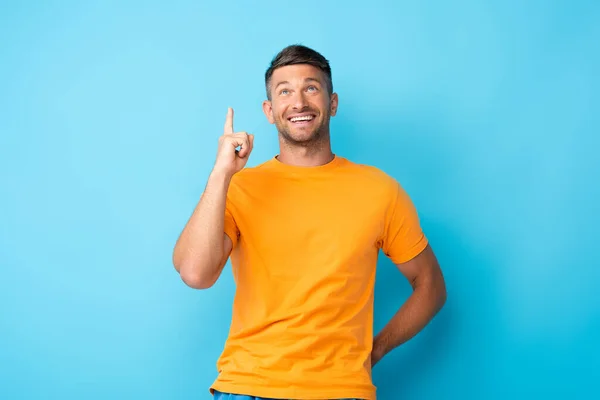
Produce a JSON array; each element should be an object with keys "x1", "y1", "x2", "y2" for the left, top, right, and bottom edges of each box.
[
  {"x1": 224, "y1": 192, "x2": 239, "y2": 248},
  {"x1": 381, "y1": 181, "x2": 428, "y2": 264}
]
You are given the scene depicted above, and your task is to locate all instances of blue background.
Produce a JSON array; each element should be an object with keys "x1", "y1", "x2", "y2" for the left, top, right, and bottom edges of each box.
[{"x1": 1, "y1": 1, "x2": 599, "y2": 399}]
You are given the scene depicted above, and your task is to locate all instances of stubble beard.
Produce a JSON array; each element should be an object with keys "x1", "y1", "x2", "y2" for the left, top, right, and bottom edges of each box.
[{"x1": 276, "y1": 114, "x2": 331, "y2": 148}]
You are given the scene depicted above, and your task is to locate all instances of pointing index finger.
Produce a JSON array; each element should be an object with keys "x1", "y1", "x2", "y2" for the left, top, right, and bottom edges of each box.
[{"x1": 224, "y1": 107, "x2": 234, "y2": 134}]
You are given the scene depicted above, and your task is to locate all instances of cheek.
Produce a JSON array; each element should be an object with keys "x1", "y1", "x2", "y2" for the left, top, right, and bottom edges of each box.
[
  {"x1": 273, "y1": 104, "x2": 288, "y2": 120},
  {"x1": 314, "y1": 97, "x2": 330, "y2": 113}
]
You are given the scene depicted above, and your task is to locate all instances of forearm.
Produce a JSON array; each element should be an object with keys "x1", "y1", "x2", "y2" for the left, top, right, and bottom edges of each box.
[
  {"x1": 173, "y1": 169, "x2": 232, "y2": 287},
  {"x1": 372, "y1": 277, "x2": 446, "y2": 366}
]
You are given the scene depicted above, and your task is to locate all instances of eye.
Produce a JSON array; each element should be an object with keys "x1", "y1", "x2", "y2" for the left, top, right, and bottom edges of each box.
[
  {"x1": 307, "y1": 85, "x2": 318, "y2": 92},
  {"x1": 280, "y1": 89, "x2": 290, "y2": 95}
]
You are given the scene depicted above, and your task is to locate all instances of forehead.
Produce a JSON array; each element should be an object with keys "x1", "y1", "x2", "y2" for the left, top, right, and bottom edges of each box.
[{"x1": 270, "y1": 64, "x2": 325, "y2": 84}]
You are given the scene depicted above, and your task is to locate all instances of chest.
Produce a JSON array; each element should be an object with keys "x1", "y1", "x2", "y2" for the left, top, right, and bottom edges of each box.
[{"x1": 232, "y1": 179, "x2": 387, "y2": 262}]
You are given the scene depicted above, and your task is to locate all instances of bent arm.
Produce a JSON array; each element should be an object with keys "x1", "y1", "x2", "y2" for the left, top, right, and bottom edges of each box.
[
  {"x1": 172, "y1": 170, "x2": 234, "y2": 289},
  {"x1": 372, "y1": 244, "x2": 447, "y2": 366}
]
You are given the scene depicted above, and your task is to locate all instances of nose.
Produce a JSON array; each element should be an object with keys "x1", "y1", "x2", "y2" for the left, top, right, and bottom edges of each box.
[{"x1": 291, "y1": 90, "x2": 309, "y2": 110}]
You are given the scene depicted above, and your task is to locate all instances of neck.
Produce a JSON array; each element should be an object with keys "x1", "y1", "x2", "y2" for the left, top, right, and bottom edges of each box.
[{"x1": 276, "y1": 135, "x2": 334, "y2": 167}]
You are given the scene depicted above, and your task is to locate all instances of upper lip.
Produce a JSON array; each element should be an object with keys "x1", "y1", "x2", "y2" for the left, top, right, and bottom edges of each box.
[{"x1": 287, "y1": 112, "x2": 316, "y2": 120}]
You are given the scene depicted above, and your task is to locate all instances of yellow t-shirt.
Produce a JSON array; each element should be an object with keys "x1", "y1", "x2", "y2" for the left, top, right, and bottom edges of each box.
[{"x1": 210, "y1": 155, "x2": 428, "y2": 400}]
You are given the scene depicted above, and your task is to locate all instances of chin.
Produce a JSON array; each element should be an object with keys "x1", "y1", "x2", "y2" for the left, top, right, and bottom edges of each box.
[
  {"x1": 286, "y1": 129, "x2": 320, "y2": 144},
  {"x1": 292, "y1": 128, "x2": 317, "y2": 140}
]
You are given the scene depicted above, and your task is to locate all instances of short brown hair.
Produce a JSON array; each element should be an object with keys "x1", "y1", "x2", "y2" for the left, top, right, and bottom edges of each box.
[{"x1": 264, "y1": 44, "x2": 333, "y2": 100}]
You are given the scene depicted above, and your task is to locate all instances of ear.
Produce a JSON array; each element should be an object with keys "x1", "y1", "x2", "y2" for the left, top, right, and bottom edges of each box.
[
  {"x1": 262, "y1": 100, "x2": 275, "y2": 124},
  {"x1": 329, "y1": 92, "x2": 339, "y2": 117}
]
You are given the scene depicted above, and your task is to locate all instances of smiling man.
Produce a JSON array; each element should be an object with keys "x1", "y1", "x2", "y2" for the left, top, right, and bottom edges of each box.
[{"x1": 172, "y1": 44, "x2": 447, "y2": 400}]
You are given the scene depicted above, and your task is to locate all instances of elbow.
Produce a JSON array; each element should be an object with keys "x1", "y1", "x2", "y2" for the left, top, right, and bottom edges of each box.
[
  {"x1": 175, "y1": 259, "x2": 219, "y2": 290},
  {"x1": 435, "y1": 274, "x2": 447, "y2": 311},
  {"x1": 417, "y1": 268, "x2": 447, "y2": 312},
  {"x1": 180, "y1": 270, "x2": 216, "y2": 289},
  {"x1": 438, "y1": 284, "x2": 447, "y2": 310}
]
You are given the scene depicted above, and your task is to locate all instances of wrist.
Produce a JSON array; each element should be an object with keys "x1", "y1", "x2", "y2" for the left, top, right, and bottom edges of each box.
[{"x1": 209, "y1": 167, "x2": 234, "y2": 182}]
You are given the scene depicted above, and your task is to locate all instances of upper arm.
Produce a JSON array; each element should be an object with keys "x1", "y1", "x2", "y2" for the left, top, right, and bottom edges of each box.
[
  {"x1": 212, "y1": 193, "x2": 237, "y2": 284},
  {"x1": 380, "y1": 180, "x2": 428, "y2": 264},
  {"x1": 378, "y1": 178, "x2": 441, "y2": 289},
  {"x1": 219, "y1": 233, "x2": 233, "y2": 270},
  {"x1": 222, "y1": 187, "x2": 237, "y2": 270},
  {"x1": 200, "y1": 234, "x2": 233, "y2": 288},
  {"x1": 396, "y1": 244, "x2": 441, "y2": 286},
  {"x1": 396, "y1": 244, "x2": 445, "y2": 294}
]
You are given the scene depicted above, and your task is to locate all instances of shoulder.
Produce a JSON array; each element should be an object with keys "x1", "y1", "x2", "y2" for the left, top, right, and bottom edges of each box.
[
  {"x1": 337, "y1": 158, "x2": 417, "y2": 212},
  {"x1": 338, "y1": 157, "x2": 400, "y2": 189}
]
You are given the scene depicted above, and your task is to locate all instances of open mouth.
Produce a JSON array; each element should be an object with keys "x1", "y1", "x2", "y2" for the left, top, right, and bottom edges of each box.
[{"x1": 288, "y1": 114, "x2": 316, "y2": 125}]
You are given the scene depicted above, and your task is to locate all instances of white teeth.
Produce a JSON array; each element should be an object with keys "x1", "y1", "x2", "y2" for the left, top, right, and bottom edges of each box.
[{"x1": 290, "y1": 115, "x2": 314, "y2": 122}]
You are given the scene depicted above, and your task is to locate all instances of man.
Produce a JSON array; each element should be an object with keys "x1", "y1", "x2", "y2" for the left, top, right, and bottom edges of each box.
[{"x1": 173, "y1": 44, "x2": 446, "y2": 400}]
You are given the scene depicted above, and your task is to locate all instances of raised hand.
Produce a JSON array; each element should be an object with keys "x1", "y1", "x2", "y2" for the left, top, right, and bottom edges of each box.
[{"x1": 213, "y1": 108, "x2": 254, "y2": 177}]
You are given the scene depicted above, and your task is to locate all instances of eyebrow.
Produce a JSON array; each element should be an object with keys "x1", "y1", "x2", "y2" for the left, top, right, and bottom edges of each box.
[{"x1": 274, "y1": 77, "x2": 322, "y2": 90}]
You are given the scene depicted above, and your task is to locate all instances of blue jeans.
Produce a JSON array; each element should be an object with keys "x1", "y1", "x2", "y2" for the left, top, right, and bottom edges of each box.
[{"x1": 213, "y1": 390, "x2": 361, "y2": 400}]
